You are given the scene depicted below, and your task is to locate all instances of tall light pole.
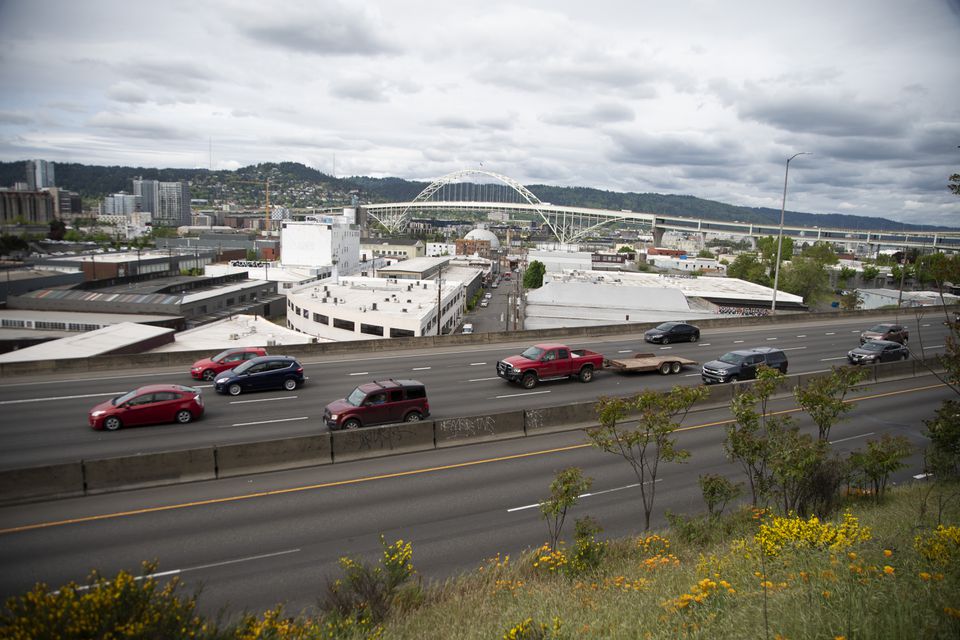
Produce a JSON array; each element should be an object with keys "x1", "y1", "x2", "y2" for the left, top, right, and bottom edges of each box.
[{"x1": 771, "y1": 152, "x2": 810, "y2": 313}]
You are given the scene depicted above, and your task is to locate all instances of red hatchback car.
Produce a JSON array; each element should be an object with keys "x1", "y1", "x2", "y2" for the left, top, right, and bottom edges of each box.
[
  {"x1": 190, "y1": 347, "x2": 267, "y2": 381},
  {"x1": 89, "y1": 384, "x2": 204, "y2": 431}
]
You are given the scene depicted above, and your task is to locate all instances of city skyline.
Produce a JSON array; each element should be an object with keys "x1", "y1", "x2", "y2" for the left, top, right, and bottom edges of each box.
[{"x1": 1, "y1": 1, "x2": 958, "y2": 226}]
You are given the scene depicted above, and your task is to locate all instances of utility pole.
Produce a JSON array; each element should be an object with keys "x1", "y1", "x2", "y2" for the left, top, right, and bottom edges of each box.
[{"x1": 436, "y1": 262, "x2": 443, "y2": 336}]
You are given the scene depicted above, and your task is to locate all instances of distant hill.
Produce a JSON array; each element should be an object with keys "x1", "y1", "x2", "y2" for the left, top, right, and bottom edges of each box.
[{"x1": 1, "y1": 160, "x2": 952, "y2": 232}]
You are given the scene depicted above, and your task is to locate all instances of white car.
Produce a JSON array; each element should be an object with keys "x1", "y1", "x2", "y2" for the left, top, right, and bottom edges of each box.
[
  {"x1": 480, "y1": 300, "x2": 489, "y2": 308},
  {"x1": 484, "y1": 292, "x2": 492, "y2": 299}
]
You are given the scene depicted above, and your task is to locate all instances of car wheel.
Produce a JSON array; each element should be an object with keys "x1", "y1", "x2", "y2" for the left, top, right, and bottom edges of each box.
[
  {"x1": 671, "y1": 361, "x2": 681, "y2": 374},
  {"x1": 404, "y1": 411, "x2": 423, "y2": 422},
  {"x1": 903, "y1": 352, "x2": 909, "y2": 360},
  {"x1": 343, "y1": 418, "x2": 361, "y2": 430},
  {"x1": 780, "y1": 365, "x2": 788, "y2": 374},
  {"x1": 103, "y1": 416, "x2": 122, "y2": 431},
  {"x1": 176, "y1": 410, "x2": 193, "y2": 424},
  {"x1": 690, "y1": 333, "x2": 698, "y2": 343},
  {"x1": 228, "y1": 383, "x2": 242, "y2": 396},
  {"x1": 521, "y1": 372, "x2": 538, "y2": 389},
  {"x1": 283, "y1": 378, "x2": 297, "y2": 391},
  {"x1": 578, "y1": 366, "x2": 594, "y2": 383},
  {"x1": 662, "y1": 336, "x2": 671, "y2": 345},
  {"x1": 659, "y1": 362, "x2": 671, "y2": 375},
  {"x1": 728, "y1": 376, "x2": 739, "y2": 383},
  {"x1": 201, "y1": 369, "x2": 216, "y2": 381}
]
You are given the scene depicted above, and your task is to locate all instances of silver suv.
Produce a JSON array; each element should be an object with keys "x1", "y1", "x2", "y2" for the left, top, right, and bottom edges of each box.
[{"x1": 701, "y1": 347, "x2": 788, "y2": 384}]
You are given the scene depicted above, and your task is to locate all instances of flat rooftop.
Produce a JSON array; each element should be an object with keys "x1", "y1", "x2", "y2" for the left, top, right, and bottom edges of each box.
[
  {"x1": 0, "y1": 322, "x2": 174, "y2": 363},
  {"x1": 149, "y1": 314, "x2": 320, "y2": 352}
]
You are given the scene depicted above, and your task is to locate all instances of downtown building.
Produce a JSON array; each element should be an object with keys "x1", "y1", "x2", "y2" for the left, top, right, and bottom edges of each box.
[{"x1": 132, "y1": 178, "x2": 191, "y2": 227}]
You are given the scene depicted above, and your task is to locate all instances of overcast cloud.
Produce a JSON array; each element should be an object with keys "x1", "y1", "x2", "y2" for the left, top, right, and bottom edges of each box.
[{"x1": 1, "y1": 0, "x2": 958, "y2": 225}]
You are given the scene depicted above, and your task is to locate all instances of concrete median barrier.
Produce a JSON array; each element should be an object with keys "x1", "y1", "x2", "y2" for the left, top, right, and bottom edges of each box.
[
  {"x1": 436, "y1": 410, "x2": 525, "y2": 447},
  {"x1": 525, "y1": 401, "x2": 599, "y2": 435},
  {"x1": 0, "y1": 462, "x2": 84, "y2": 506},
  {"x1": 693, "y1": 383, "x2": 733, "y2": 409},
  {"x1": 331, "y1": 420, "x2": 435, "y2": 463},
  {"x1": 216, "y1": 434, "x2": 332, "y2": 478},
  {"x1": 83, "y1": 448, "x2": 216, "y2": 494},
  {"x1": 874, "y1": 360, "x2": 915, "y2": 382}
]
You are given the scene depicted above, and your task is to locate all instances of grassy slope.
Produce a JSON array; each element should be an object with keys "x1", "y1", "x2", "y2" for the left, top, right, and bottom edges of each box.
[{"x1": 375, "y1": 483, "x2": 960, "y2": 639}]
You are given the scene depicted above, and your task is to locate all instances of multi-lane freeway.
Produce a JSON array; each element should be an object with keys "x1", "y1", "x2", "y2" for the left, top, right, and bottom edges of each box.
[
  {"x1": 0, "y1": 312, "x2": 950, "y2": 469},
  {"x1": 0, "y1": 312, "x2": 953, "y2": 619}
]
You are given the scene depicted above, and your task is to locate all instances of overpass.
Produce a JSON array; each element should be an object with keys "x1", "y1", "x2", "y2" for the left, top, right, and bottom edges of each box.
[{"x1": 360, "y1": 169, "x2": 960, "y2": 251}]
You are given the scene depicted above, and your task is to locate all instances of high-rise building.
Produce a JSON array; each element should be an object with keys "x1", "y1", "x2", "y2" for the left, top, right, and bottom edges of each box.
[
  {"x1": 100, "y1": 192, "x2": 141, "y2": 215},
  {"x1": 133, "y1": 178, "x2": 190, "y2": 227},
  {"x1": 157, "y1": 181, "x2": 191, "y2": 227},
  {"x1": 25, "y1": 160, "x2": 55, "y2": 190},
  {"x1": 132, "y1": 178, "x2": 158, "y2": 214}
]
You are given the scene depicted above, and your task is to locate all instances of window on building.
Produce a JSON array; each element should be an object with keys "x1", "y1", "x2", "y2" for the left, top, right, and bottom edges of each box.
[
  {"x1": 313, "y1": 312, "x2": 328, "y2": 324},
  {"x1": 390, "y1": 327, "x2": 415, "y2": 338},
  {"x1": 332, "y1": 317, "x2": 355, "y2": 331},
  {"x1": 360, "y1": 323, "x2": 384, "y2": 337}
]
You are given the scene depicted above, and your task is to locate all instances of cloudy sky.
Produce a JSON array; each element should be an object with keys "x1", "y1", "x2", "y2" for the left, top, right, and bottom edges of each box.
[{"x1": 1, "y1": 0, "x2": 959, "y2": 225}]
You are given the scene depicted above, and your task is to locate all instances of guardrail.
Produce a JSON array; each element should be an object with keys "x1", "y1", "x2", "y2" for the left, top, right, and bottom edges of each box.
[{"x1": 0, "y1": 356, "x2": 945, "y2": 506}]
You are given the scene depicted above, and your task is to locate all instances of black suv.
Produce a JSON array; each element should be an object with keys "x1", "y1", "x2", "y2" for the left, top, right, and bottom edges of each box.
[
  {"x1": 214, "y1": 355, "x2": 305, "y2": 396},
  {"x1": 701, "y1": 347, "x2": 788, "y2": 384}
]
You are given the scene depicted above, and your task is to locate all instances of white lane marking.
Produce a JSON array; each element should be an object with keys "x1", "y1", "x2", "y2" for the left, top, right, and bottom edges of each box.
[
  {"x1": 851, "y1": 330, "x2": 860, "y2": 333},
  {"x1": 781, "y1": 346, "x2": 808, "y2": 351},
  {"x1": 0, "y1": 391, "x2": 124, "y2": 405},
  {"x1": 734, "y1": 340, "x2": 744, "y2": 343},
  {"x1": 470, "y1": 376, "x2": 500, "y2": 382},
  {"x1": 508, "y1": 481, "x2": 652, "y2": 512},
  {"x1": 766, "y1": 337, "x2": 778, "y2": 341},
  {"x1": 796, "y1": 334, "x2": 806, "y2": 338},
  {"x1": 469, "y1": 362, "x2": 487, "y2": 366},
  {"x1": 684, "y1": 373, "x2": 702, "y2": 377},
  {"x1": 618, "y1": 349, "x2": 633, "y2": 353},
  {"x1": 494, "y1": 390, "x2": 552, "y2": 399},
  {"x1": 412, "y1": 366, "x2": 431, "y2": 371},
  {"x1": 698, "y1": 343, "x2": 711, "y2": 346},
  {"x1": 230, "y1": 396, "x2": 298, "y2": 404},
  {"x1": 914, "y1": 473, "x2": 932, "y2": 480},
  {"x1": 348, "y1": 372, "x2": 369, "y2": 376},
  {"x1": 825, "y1": 332, "x2": 836, "y2": 335},
  {"x1": 659, "y1": 346, "x2": 673, "y2": 350},
  {"x1": 227, "y1": 416, "x2": 310, "y2": 428},
  {"x1": 928, "y1": 344, "x2": 944, "y2": 349},
  {"x1": 65, "y1": 549, "x2": 301, "y2": 594},
  {"x1": 922, "y1": 323, "x2": 931, "y2": 327},
  {"x1": 821, "y1": 356, "x2": 848, "y2": 361},
  {"x1": 830, "y1": 432, "x2": 875, "y2": 445}
]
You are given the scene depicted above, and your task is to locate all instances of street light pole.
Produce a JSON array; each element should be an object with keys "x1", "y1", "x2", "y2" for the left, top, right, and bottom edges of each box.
[{"x1": 771, "y1": 152, "x2": 810, "y2": 313}]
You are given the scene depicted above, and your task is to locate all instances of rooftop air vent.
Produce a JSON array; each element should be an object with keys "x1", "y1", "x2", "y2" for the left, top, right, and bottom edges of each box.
[{"x1": 372, "y1": 302, "x2": 377, "y2": 311}]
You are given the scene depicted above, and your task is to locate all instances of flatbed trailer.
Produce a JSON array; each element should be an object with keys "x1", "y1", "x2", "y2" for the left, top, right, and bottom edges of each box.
[{"x1": 603, "y1": 353, "x2": 698, "y2": 375}]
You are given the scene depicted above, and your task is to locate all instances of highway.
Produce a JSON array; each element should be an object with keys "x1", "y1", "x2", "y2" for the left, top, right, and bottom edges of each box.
[
  {"x1": 0, "y1": 376, "x2": 950, "y2": 619},
  {"x1": 0, "y1": 312, "x2": 950, "y2": 468}
]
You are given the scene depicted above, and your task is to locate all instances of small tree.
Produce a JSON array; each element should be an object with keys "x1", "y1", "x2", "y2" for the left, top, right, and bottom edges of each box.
[
  {"x1": 523, "y1": 260, "x2": 546, "y2": 289},
  {"x1": 840, "y1": 289, "x2": 863, "y2": 311},
  {"x1": 589, "y1": 386, "x2": 707, "y2": 530},
  {"x1": 699, "y1": 473, "x2": 742, "y2": 518},
  {"x1": 849, "y1": 434, "x2": 913, "y2": 501},
  {"x1": 861, "y1": 265, "x2": 880, "y2": 281},
  {"x1": 837, "y1": 266, "x2": 857, "y2": 284},
  {"x1": 924, "y1": 400, "x2": 960, "y2": 480},
  {"x1": 539, "y1": 467, "x2": 592, "y2": 551},
  {"x1": 794, "y1": 366, "x2": 869, "y2": 442}
]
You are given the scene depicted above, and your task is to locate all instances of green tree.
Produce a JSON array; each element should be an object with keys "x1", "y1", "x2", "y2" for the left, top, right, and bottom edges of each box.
[
  {"x1": 727, "y1": 253, "x2": 769, "y2": 285},
  {"x1": 725, "y1": 367, "x2": 790, "y2": 506},
  {"x1": 589, "y1": 386, "x2": 707, "y2": 530},
  {"x1": 861, "y1": 265, "x2": 880, "y2": 281},
  {"x1": 794, "y1": 367, "x2": 870, "y2": 442},
  {"x1": 539, "y1": 467, "x2": 592, "y2": 551},
  {"x1": 950, "y1": 172, "x2": 960, "y2": 196},
  {"x1": 837, "y1": 266, "x2": 856, "y2": 284},
  {"x1": 617, "y1": 245, "x2": 634, "y2": 253},
  {"x1": 849, "y1": 434, "x2": 913, "y2": 502},
  {"x1": 47, "y1": 218, "x2": 66, "y2": 241},
  {"x1": 523, "y1": 260, "x2": 546, "y2": 289},
  {"x1": 924, "y1": 400, "x2": 960, "y2": 480},
  {"x1": 839, "y1": 289, "x2": 863, "y2": 311},
  {"x1": 779, "y1": 257, "x2": 830, "y2": 305},
  {"x1": 699, "y1": 473, "x2": 742, "y2": 518},
  {"x1": 697, "y1": 248, "x2": 715, "y2": 259},
  {"x1": 801, "y1": 241, "x2": 839, "y2": 265},
  {"x1": 757, "y1": 235, "x2": 794, "y2": 265}
]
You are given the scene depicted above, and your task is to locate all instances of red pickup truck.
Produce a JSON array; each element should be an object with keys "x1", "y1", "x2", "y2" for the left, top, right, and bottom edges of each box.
[{"x1": 496, "y1": 343, "x2": 604, "y2": 389}]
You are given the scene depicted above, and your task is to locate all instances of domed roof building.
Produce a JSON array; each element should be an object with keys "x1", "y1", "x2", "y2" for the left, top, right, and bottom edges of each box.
[{"x1": 464, "y1": 228, "x2": 500, "y2": 250}]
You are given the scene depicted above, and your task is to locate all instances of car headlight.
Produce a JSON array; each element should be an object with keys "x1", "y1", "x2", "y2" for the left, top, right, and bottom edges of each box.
[
  {"x1": 510, "y1": 367, "x2": 521, "y2": 374},
  {"x1": 91, "y1": 410, "x2": 106, "y2": 417},
  {"x1": 329, "y1": 414, "x2": 339, "y2": 421},
  {"x1": 216, "y1": 377, "x2": 228, "y2": 384}
]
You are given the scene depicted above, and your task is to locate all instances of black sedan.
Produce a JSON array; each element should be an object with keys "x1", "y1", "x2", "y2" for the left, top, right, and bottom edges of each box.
[
  {"x1": 847, "y1": 340, "x2": 909, "y2": 365},
  {"x1": 644, "y1": 322, "x2": 700, "y2": 344}
]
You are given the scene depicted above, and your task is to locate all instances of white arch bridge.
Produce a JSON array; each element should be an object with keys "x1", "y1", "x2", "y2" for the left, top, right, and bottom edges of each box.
[{"x1": 360, "y1": 169, "x2": 960, "y2": 251}]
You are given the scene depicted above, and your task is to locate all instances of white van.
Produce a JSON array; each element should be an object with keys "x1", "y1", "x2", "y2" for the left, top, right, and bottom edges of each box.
[{"x1": 462, "y1": 323, "x2": 474, "y2": 334}]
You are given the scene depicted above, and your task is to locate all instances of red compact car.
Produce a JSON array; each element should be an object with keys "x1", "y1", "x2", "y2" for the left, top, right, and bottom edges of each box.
[
  {"x1": 89, "y1": 384, "x2": 204, "y2": 431},
  {"x1": 190, "y1": 347, "x2": 267, "y2": 381}
]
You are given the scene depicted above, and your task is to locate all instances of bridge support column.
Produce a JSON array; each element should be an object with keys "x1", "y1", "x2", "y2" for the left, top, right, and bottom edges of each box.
[{"x1": 652, "y1": 227, "x2": 665, "y2": 247}]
